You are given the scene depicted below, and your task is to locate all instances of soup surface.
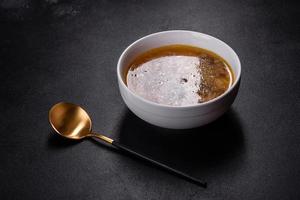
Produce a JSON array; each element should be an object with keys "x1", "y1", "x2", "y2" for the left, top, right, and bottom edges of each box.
[{"x1": 126, "y1": 44, "x2": 234, "y2": 106}]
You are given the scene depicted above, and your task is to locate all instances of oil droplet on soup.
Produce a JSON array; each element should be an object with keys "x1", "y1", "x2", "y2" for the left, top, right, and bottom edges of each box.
[{"x1": 126, "y1": 45, "x2": 234, "y2": 106}]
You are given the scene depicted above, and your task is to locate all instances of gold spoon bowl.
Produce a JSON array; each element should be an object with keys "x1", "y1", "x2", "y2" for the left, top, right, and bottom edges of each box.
[{"x1": 49, "y1": 102, "x2": 112, "y2": 143}]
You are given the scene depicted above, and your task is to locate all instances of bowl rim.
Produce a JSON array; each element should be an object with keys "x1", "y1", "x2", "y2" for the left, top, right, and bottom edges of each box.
[{"x1": 117, "y1": 30, "x2": 241, "y2": 109}]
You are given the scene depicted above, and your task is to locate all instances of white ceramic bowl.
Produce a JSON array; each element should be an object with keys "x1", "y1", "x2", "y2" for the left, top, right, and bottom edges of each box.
[{"x1": 117, "y1": 30, "x2": 241, "y2": 129}]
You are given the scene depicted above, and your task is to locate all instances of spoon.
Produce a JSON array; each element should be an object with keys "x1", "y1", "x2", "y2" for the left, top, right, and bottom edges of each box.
[{"x1": 49, "y1": 102, "x2": 207, "y2": 188}]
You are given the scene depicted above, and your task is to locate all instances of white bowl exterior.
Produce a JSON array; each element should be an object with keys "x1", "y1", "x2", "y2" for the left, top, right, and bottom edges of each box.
[{"x1": 117, "y1": 30, "x2": 241, "y2": 129}]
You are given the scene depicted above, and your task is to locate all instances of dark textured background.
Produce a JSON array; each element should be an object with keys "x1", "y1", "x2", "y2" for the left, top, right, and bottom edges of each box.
[{"x1": 0, "y1": 0, "x2": 299, "y2": 199}]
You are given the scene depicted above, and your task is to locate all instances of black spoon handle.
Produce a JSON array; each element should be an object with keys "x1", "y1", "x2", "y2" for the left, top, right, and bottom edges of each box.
[{"x1": 112, "y1": 141, "x2": 207, "y2": 188}]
